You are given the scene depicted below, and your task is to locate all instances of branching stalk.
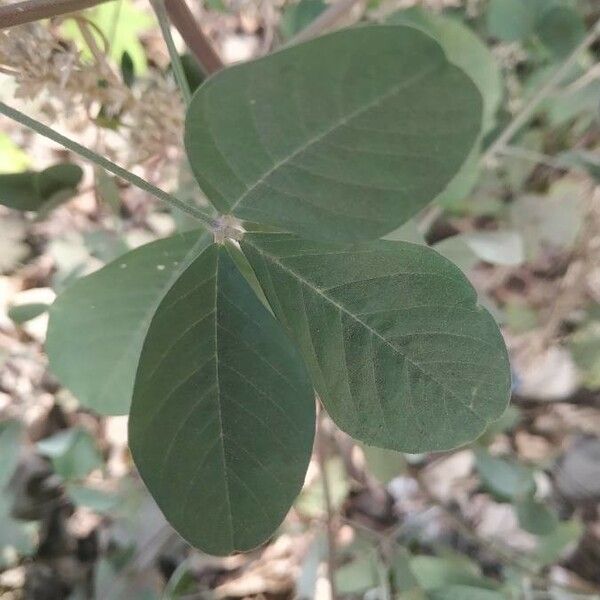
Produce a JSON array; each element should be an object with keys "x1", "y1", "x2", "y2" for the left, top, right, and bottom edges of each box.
[
  {"x1": 0, "y1": 0, "x2": 223, "y2": 77},
  {"x1": 316, "y1": 408, "x2": 338, "y2": 600},
  {"x1": 0, "y1": 102, "x2": 217, "y2": 229},
  {"x1": 0, "y1": 0, "x2": 108, "y2": 27},
  {"x1": 483, "y1": 18, "x2": 600, "y2": 165},
  {"x1": 497, "y1": 145, "x2": 591, "y2": 173},
  {"x1": 150, "y1": 0, "x2": 192, "y2": 105},
  {"x1": 164, "y1": 0, "x2": 223, "y2": 75}
]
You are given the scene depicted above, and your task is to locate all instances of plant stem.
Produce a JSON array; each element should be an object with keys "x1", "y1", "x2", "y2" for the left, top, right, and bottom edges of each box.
[
  {"x1": 483, "y1": 17, "x2": 600, "y2": 165},
  {"x1": 150, "y1": 0, "x2": 192, "y2": 105},
  {"x1": 0, "y1": 101, "x2": 217, "y2": 228},
  {"x1": 164, "y1": 0, "x2": 223, "y2": 75},
  {"x1": 107, "y1": 0, "x2": 123, "y2": 48},
  {"x1": 316, "y1": 409, "x2": 338, "y2": 600},
  {"x1": 497, "y1": 145, "x2": 590, "y2": 172},
  {"x1": 75, "y1": 17, "x2": 120, "y2": 84},
  {"x1": 0, "y1": 0, "x2": 223, "y2": 77},
  {"x1": 0, "y1": 0, "x2": 108, "y2": 27}
]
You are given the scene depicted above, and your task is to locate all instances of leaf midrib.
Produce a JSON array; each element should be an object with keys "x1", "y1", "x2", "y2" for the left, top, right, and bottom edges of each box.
[
  {"x1": 228, "y1": 60, "x2": 443, "y2": 214},
  {"x1": 213, "y1": 250, "x2": 235, "y2": 552},
  {"x1": 246, "y1": 239, "x2": 488, "y2": 420}
]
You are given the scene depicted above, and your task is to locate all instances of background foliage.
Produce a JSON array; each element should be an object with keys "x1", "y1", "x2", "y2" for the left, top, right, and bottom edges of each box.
[{"x1": 0, "y1": 0, "x2": 600, "y2": 598}]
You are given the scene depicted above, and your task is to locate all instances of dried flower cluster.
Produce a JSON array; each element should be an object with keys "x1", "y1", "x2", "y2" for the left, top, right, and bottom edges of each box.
[
  {"x1": 0, "y1": 22, "x2": 183, "y2": 164},
  {"x1": 492, "y1": 42, "x2": 528, "y2": 113}
]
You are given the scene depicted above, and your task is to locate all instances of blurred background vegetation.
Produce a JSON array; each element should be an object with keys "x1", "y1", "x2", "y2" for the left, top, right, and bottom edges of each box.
[{"x1": 0, "y1": 0, "x2": 600, "y2": 598}]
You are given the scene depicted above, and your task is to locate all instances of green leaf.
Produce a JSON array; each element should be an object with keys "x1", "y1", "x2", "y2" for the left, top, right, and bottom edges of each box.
[
  {"x1": 391, "y1": 549, "x2": 424, "y2": 597},
  {"x1": 37, "y1": 428, "x2": 103, "y2": 479},
  {"x1": 62, "y1": 0, "x2": 154, "y2": 75},
  {"x1": 516, "y1": 495, "x2": 558, "y2": 536},
  {"x1": 179, "y1": 54, "x2": 205, "y2": 93},
  {"x1": 486, "y1": 0, "x2": 536, "y2": 42},
  {"x1": 0, "y1": 420, "x2": 35, "y2": 563},
  {"x1": 8, "y1": 302, "x2": 49, "y2": 324},
  {"x1": 544, "y1": 78, "x2": 600, "y2": 127},
  {"x1": 241, "y1": 231, "x2": 510, "y2": 452},
  {"x1": 475, "y1": 448, "x2": 535, "y2": 501},
  {"x1": 0, "y1": 164, "x2": 83, "y2": 212},
  {"x1": 536, "y1": 5, "x2": 585, "y2": 58},
  {"x1": 560, "y1": 151, "x2": 600, "y2": 182},
  {"x1": 37, "y1": 164, "x2": 83, "y2": 199},
  {"x1": 295, "y1": 456, "x2": 349, "y2": 517},
  {"x1": 430, "y1": 586, "x2": 506, "y2": 600},
  {"x1": 436, "y1": 230, "x2": 527, "y2": 274},
  {"x1": 510, "y1": 177, "x2": 586, "y2": 261},
  {"x1": 534, "y1": 519, "x2": 583, "y2": 566},
  {"x1": 435, "y1": 149, "x2": 481, "y2": 209},
  {"x1": 129, "y1": 244, "x2": 315, "y2": 555},
  {"x1": 36, "y1": 428, "x2": 79, "y2": 457},
  {"x1": 382, "y1": 219, "x2": 426, "y2": 244},
  {"x1": 84, "y1": 230, "x2": 129, "y2": 263},
  {"x1": 0, "y1": 421, "x2": 23, "y2": 487},
  {"x1": 95, "y1": 168, "x2": 121, "y2": 213},
  {"x1": 335, "y1": 553, "x2": 379, "y2": 595},
  {"x1": 279, "y1": 0, "x2": 327, "y2": 40},
  {"x1": 459, "y1": 230, "x2": 524, "y2": 266},
  {"x1": 297, "y1": 536, "x2": 326, "y2": 599},
  {"x1": 120, "y1": 50, "x2": 136, "y2": 87},
  {"x1": 433, "y1": 235, "x2": 480, "y2": 274},
  {"x1": 481, "y1": 405, "x2": 520, "y2": 440},
  {"x1": 185, "y1": 25, "x2": 482, "y2": 241},
  {"x1": 571, "y1": 315, "x2": 600, "y2": 388},
  {"x1": 388, "y1": 8, "x2": 502, "y2": 134},
  {"x1": 66, "y1": 483, "x2": 120, "y2": 513},
  {"x1": 205, "y1": 0, "x2": 226, "y2": 10},
  {"x1": 47, "y1": 231, "x2": 212, "y2": 415},
  {"x1": 362, "y1": 445, "x2": 406, "y2": 484},
  {"x1": 410, "y1": 555, "x2": 495, "y2": 591},
  {"x1": 505, "y1": 302, "x2": 538, "y2": 334}
]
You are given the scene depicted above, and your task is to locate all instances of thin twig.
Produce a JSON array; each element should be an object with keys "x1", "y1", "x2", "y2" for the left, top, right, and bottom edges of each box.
[
  {"x1": 286, "y1": 0, "x2": 364, "y2": 46},
  {"x1": 0, "y1": 0, "x2": 223, "y2": 78},
  {"x1": 164, "y1": 0, "x2": 223, "y2": 75},
  {"x1": 0, "y1": 0, "x2": 109, "y2": 28},
  {"x1": 497, "y1": 145, "x2": 592, "y2": 173},
  {"x1": 536, "y1": 185, "x2": 600, "y2": 351},
  {"x1": 413, "y1": 467, "x2": 596, "y2": 597},
  {"x1": 107, "y1": 0, "x2": 123, "y2": 49},
  {"x1": 75, "y1": 17, "x2": 120, "y2": 84},
  {"x1": 151, "y1": 0, "x2": 192, "y2": 104},
  {"x1": 0, "y1": 101, "x2": 217, "y2": 228},
  {"x1": 483, "y1": 18, "x2": 600, "y2": 165},
  {"x1": 316, "y1": 408, "x2": 338, "y2": 600}
]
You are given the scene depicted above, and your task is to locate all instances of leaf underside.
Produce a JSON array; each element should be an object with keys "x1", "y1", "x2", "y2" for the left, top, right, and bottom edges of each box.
[
  {"x1": 47, "y1": 232, "x2": 212, "y2": 415},
  {"x1": 0, "y1": 164, "x2": 83, "y2": 212},
  {"x1": 185, "y1": 25, "x2": 483, "y2": 241},
  {"x1": 241, "y1": 231, "x2": 511, "y2": 452},
  {"x1": 129, "y1": 244, "x2": 315, "y2": 555}
]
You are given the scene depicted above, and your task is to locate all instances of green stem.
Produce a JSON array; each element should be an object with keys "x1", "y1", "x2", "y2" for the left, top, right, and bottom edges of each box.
[
  {"x1": 483, "y1": 17, "x2": 600, "y2": 165},
  {"x1": 0, "y1": 0, "x2": 108, "y2": 28},
  {"x1": 150, "y1": 0, "x2": 192, "y2": 105},
  {"x1": 0, "y1": 102, "x2": 217, "y2": 228},
  {"x1": 316, "y1": 408, "x2": 338, "y2": 600}
]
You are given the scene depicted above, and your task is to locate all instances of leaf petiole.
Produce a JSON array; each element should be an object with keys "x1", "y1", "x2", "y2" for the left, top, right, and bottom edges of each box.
[
  {"x1": 150, "y1": 0, "x2": 192, "y2": 105},
  {"x1": 0, "y1": 101, "x2": 217, "y2": 229}
]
